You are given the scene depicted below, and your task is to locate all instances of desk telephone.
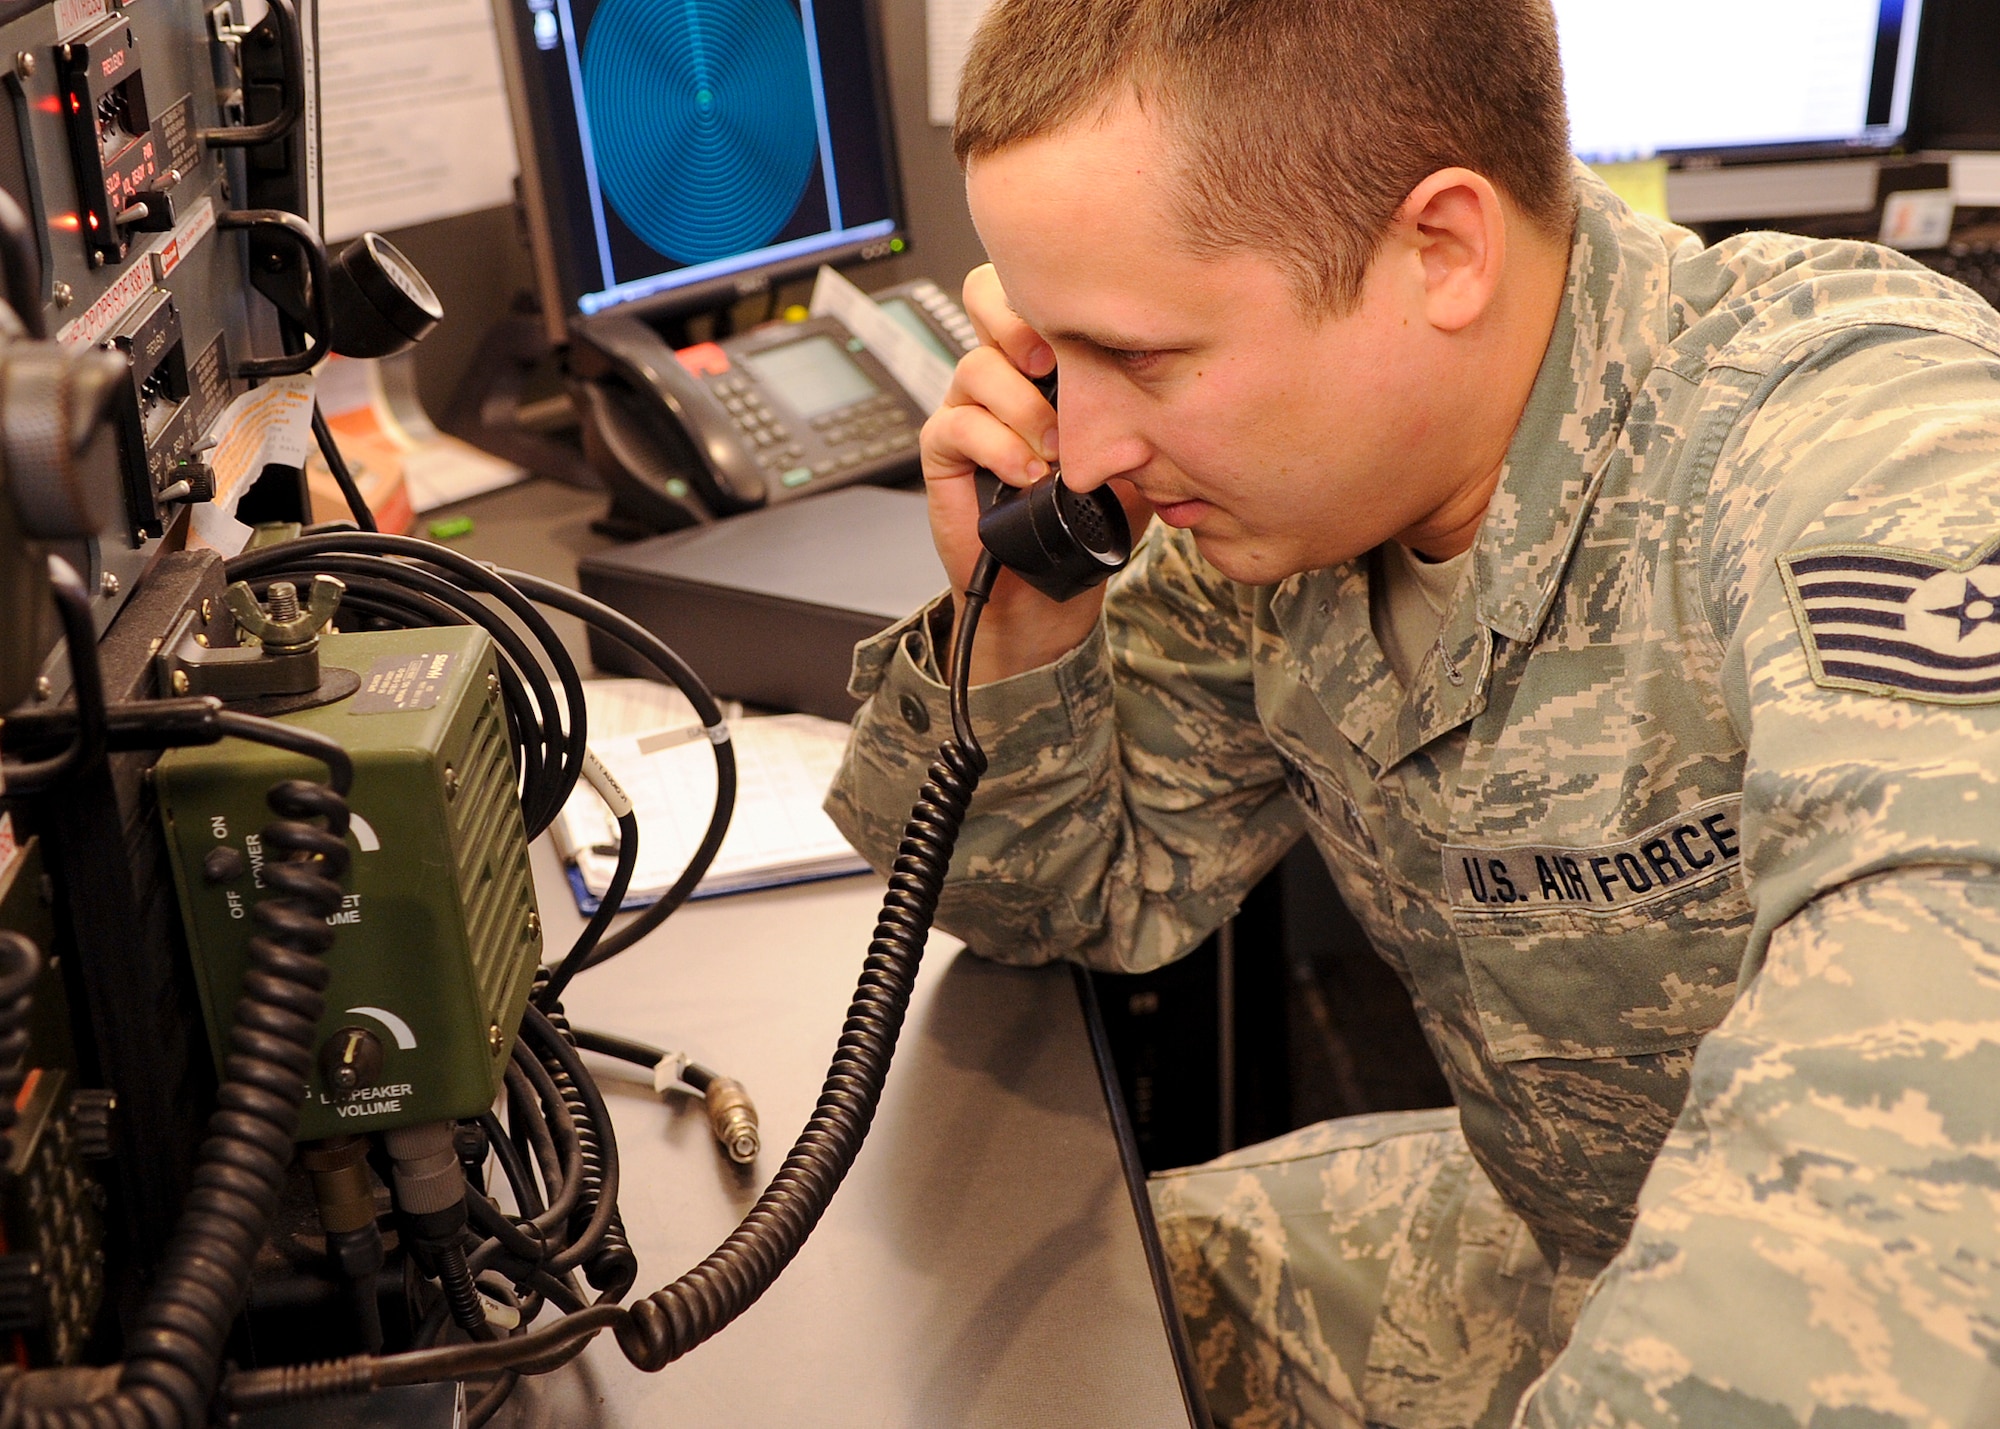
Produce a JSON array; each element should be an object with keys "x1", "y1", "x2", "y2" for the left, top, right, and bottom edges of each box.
[{"x1": 570, "y1": 278, "x2": 979, "y2": 532}]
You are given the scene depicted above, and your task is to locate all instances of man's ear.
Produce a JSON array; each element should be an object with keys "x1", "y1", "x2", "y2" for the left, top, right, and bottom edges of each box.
[{"x1": 1400, "y1": 168, "x2": 1507, "y2": 334}]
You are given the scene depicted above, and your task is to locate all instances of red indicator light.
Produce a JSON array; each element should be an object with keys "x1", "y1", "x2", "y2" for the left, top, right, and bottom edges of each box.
[
  {"x1": 85, "y1": 212, "x2": 97, "y2": 231},
  {"x1": 52, "y1": 214, "x2": 78, "y2": 232},
  {"x1": 67, "y1": 93, "x2": 79, "y2": 114},
  {"x1": 34, "y1": 96, "x2": 59, "y2": 115}
]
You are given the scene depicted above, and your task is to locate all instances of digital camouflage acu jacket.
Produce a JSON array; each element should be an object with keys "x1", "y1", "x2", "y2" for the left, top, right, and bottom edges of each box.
[{"x1": 827, "y1": 171, "x2": 2000, "y2": 1424}]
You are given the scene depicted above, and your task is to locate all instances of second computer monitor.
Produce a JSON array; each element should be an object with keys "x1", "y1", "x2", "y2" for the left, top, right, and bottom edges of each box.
[{"x1": 1559, "y1": 0, "x2": 1925, "y2": 165}]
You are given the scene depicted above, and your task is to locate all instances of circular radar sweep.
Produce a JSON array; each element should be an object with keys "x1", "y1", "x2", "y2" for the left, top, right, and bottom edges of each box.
[{"x1": 583, "y1": 0, "x2": 820, "y2": 266}]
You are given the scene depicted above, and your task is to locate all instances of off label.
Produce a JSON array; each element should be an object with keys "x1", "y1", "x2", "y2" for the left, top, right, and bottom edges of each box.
[{"x1": 1444, "y1": 796, "x2": 1742, "y2": 915}]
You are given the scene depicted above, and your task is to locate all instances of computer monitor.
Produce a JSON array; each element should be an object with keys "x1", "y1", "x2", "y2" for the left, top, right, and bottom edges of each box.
[
  {"x1": 1909, "y1": 0, "x2": 2000, "y2": 151},
  {"x1": 1558, "y1": 0, "x2": 1926, "y2": 165},
  {"x1": 492, "y1": 0, "x2": 905, "y2": 338}
]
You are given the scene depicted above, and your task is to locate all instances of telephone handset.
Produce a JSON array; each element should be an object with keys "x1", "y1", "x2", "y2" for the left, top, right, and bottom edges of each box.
[
  {"x1": 975, "y1": 371, "x2": 1133, "y2": 601},
  {"x1": 568, "y1": 279, "x2": 980, "y2": 533}
]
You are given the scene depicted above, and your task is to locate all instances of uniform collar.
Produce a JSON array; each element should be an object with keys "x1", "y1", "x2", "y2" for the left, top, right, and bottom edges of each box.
[
  {"x1": 1274, "y1": 170, "x2": 1686, "y2": 774},
  {"x1": 1472, "y1": 166, "x2": 1687, "y2": 644}
]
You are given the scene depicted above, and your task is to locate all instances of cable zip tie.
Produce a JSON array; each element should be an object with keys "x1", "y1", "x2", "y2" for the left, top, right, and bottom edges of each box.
[
  {"x1": 704, "y1": 721, "x2": 731, "y2": 745},
  {"x1": 651, "y1": 1051, "x2": 692, "y2": 1096}
]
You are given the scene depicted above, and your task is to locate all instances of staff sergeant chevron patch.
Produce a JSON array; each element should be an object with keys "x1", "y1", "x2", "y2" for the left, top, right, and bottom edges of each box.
[{"x1": 1779, "y1": 541, "x2": 2000, "y2": 705}]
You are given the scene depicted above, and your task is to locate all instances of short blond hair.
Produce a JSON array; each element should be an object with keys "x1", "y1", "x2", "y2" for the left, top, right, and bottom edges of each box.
[{"x1": 954, "y1": 0, "x2": 1576, "y2": 311}]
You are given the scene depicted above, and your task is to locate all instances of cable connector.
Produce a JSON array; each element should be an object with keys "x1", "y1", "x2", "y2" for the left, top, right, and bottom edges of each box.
[
  {"x1": 650, "y1": 1053, "x2": 758, "y2": 1164},
  {"x1": 701, "y1": 1077, "x2": 759, "y2": 1166}
]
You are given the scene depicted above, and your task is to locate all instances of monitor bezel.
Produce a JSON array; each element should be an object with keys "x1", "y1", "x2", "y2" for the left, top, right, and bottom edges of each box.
[{"x1": 492, "y1": 0, "x2": 910, "y2": 344}]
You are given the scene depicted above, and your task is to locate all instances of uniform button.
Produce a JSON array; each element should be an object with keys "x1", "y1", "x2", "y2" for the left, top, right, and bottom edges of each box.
[{"x1": 897, "y1": 693, "x2": 931, "y2": 733}]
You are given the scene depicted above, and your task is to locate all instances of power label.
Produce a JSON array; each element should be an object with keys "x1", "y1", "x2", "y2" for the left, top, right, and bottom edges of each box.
[
  {"x1": 349, "y1": 652, "x2": 456, "y2": 714},
  {"x1": 1443, "y1": 795, "x2": 1742, "y2": 915}
]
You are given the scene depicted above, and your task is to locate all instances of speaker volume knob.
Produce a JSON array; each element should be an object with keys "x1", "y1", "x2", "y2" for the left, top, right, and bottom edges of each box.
[{"x1": 319, "y1": 1026, "x2": 385, "y2": 1097}]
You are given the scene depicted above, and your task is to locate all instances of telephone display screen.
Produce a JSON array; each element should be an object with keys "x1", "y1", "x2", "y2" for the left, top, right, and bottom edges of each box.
[
  {"x1": 740, "y1": 335, "x2": 880, "y2": 418},
  {"x1": 878, "y1": 298, "x2": 956, "y2": 363}
]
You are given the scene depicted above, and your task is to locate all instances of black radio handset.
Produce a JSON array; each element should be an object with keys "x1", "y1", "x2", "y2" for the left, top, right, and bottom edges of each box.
[{"x1": 974, "y1": 370, "x2": 1133, "y2": 602}]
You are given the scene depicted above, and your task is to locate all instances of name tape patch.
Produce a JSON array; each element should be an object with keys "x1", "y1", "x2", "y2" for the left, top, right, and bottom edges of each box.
[
  {"x1": 1780, "y1": 542, "x2": 2000, "y2": 705},
  {"x1": 1443, "y1": 796, "x2": 1741, "y2": 915}
]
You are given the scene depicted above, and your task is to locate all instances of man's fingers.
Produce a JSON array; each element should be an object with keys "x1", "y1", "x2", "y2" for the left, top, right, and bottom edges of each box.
[
  {"x1": 963, "y1": 264, "x2": 1054, "y2": 378},
  {"x1": 943, "y1": 346, "x2": 1059, "y2": 461},
  {"x1": 922, "y1": 401, "x2": 1051, "y2": 487}
]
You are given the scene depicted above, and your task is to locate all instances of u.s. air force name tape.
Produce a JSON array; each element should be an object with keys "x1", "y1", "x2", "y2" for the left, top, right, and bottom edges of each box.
[
  {"x1": 1442, "y1": 795, "x2": 1741, "y2": 915},
  {"x1": 1779, "y1": 540, "x2": 2000, "y2": 705}
]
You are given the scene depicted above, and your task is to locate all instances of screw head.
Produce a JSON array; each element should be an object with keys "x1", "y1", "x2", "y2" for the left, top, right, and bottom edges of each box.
[
  {"x1": 53, "y1": 282, "x2": 73, "y2": 308},
  {"x1": 199, "y1": 598, "x2": 213, "y2": 622},
  {"x1": 171, "y1": 670, "x2": 190, "y2": 695},
  {"x1": 33, "y1": 675, "x2": 51, "y2": 701},
  {"x1": 99, "y1": 571, "x2": 119, "y2": 596},
  {"x1": 525, "y1": 910, "x2": 541, "y2": 937},
  {"x1": 13, "y1": 51, "x2": 33, "y2": 79},
  {"x1": 443, "y1": 765, "x2": 459, "y2": 797},
  {"x1": 487, "y1": 1024, "x2": 504, "y2": 1054},
  {"x1": 486, "y1": 671, "x2": 500, "y2": 697}
]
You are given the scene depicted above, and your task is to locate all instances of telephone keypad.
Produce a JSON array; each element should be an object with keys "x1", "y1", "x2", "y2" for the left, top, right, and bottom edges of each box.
[{"x1": 695, "y1": 325, "x2": 925, "y2": 504}]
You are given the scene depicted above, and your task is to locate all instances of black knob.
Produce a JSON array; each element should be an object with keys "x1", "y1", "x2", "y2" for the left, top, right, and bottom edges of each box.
[{"x1": 318, "y1": 1026, "x2": 384, "y2": 1096}]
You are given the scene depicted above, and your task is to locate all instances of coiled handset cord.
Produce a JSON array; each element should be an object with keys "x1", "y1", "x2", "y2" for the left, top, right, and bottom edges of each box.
[
  {"x1": 608, "y1": 548, "x2": 1001, "y2": 1369},
  {"x1": 221, "y1": 551, "x2": 1008, "y2": 1406}
]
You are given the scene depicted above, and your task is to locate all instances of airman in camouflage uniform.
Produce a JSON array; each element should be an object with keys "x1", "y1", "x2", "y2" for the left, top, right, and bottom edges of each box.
[{"x1": 827, "y1": 159, "x2": 2000, "y2": 1427}]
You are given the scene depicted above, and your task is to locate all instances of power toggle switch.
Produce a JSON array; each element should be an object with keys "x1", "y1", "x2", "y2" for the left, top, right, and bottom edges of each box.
[{"x1": 319, "y1": 1026, "x2": 384, "y2": 1096}]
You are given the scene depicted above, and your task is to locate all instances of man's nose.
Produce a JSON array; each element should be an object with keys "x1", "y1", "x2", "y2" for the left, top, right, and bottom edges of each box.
[{"x1": 1049, "y1": 375, "x2": 1147, "y2": 493}]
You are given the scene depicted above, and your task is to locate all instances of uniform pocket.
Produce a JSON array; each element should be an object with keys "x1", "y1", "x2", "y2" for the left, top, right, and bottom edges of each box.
[{"x1": 1444, "y1": 796, "x2": 1751, "y2": 1063}]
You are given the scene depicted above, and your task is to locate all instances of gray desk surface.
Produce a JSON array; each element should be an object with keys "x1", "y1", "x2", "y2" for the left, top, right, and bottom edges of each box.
[{"x1": 457, "y1": 483, "x2": 1194, "y2": 1426}]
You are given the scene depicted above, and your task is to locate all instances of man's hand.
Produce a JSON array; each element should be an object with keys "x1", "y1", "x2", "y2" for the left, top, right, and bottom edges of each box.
[{"x1": 921, "y1": 264, "x2": 1151, "y2": 685}]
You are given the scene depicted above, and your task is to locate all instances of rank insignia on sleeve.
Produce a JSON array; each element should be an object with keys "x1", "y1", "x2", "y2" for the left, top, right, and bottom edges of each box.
[{"x1": 1779, "y1": 541, "x2": 2000, "y2": 704}]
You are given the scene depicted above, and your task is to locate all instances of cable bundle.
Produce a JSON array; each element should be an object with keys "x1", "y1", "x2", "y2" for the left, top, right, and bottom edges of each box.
[{"x1": 4, "y1": 523, "x2": 1008, "y2": 1426}]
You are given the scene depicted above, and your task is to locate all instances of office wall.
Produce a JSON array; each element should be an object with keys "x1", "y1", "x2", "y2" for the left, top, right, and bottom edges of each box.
[
  {"x1": 864, "y1": 0, "x2": 990, "y2": 300},
  {"x1": 395, "y1": 0, "x2": 989, "y2": 422}
]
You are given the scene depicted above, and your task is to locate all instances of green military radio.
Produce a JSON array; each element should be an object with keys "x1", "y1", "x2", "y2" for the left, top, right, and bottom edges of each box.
[{"x1": 155, "y1": 607, "x2": 542, "y2": 1142}]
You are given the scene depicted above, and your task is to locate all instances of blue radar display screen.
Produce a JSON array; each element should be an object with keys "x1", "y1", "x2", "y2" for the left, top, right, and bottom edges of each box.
[
  {"x1": 506, "y1": 0, "x2": 903, "y2": 320},
  {"x1": 582, "y1": 0, "x2": 819, "y2": 265}
]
